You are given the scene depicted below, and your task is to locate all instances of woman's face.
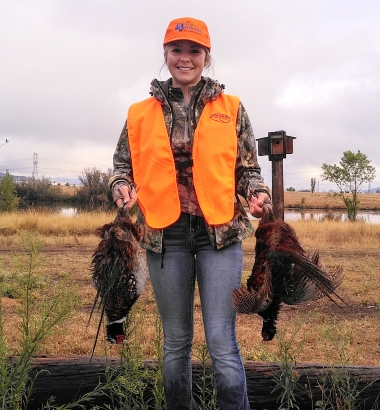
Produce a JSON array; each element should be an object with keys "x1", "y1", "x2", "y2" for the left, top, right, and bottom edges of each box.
[{"x1": 165, "y1": 40, "x2": 209, "y2": 90}]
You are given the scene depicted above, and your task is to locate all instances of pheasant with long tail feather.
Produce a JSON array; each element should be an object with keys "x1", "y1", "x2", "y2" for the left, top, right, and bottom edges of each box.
[
  {"x1": 89, "y1": 206, "x2": 147, "y2": 349},
  {"x1": 232, "y1": 205, "x2": 344, "y2": 341}
]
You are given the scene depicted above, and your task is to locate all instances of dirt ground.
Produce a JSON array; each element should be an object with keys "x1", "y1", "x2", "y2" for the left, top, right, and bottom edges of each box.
[
  {"x1": 236, "y1": 243, "x2": 380, "y2": 366},
  {"x1": 1, "y1": 243, "x2": 379, "y2": 366}
]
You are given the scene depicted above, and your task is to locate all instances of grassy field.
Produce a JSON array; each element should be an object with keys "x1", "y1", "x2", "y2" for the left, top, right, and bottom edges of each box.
[
  {"x1": 0, "y1": 194, "x2": 379, "y2": 367},
  {"x1": 57, "y1": 184, "x2": 80, "y2": 195},
  {"x1": 284, "y1": 191, "x2": 380, "y2": 210}
]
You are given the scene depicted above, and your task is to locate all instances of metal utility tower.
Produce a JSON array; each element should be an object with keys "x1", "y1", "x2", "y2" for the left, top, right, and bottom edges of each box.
[{"x1": 33, "y1": 152, "x2": 38, "y2": 178}]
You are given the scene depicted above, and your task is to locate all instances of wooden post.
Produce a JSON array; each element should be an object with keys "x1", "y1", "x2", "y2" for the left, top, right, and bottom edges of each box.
[{"x1": 272, "y1": 159, "x2": 284, "y2": 221}]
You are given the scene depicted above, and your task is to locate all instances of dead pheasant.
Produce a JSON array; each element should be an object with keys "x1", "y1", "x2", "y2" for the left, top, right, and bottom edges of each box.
[
  {"x1": 89, "y1": 205, "x2": 147, "y2": 351},
  {"x1": 232, "y1": 204, "x2": 344, "y2": 341}
]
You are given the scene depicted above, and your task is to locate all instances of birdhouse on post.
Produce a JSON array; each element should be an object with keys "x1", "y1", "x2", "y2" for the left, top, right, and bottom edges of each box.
[
  {"x1": 257, "y1": 131, "x2": 296, "y2": 221},
  {"x1": 257, "y1": 131, "x2": 295, "y2": 161}
]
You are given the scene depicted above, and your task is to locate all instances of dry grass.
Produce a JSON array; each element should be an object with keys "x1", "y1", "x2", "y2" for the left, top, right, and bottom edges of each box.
[
  {"x1": 1, "y1": 205, "x2": 380, "y2": 367},
  {"x1": 0, "y1": 209, "x2": 113, "y2": 236},
  {"x1": 285, "y1": 219, "x2": 380, "y2": 250},
  {"x1": 284, "y1": 191, "x2": 380, "y2": 210},
  {"x1": 58, "y1": 185, "x2": 80, "y2": 195},
  {"x1": 238, "y1": 222, "x2": 380, "y2": 366}
]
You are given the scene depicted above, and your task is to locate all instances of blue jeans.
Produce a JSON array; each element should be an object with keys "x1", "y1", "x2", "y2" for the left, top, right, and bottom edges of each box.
[{"x1": 146, "y1": 213, "x2": 250, "y2": 410}]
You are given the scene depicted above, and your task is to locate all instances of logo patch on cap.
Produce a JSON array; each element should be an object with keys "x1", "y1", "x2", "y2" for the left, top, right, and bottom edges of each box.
[
  {"x1": 175, "y1": 22, "x2": 203, "y2": 36},
  {"x1": 210, "y1": 113, "x2": 231, "y2": 123}
]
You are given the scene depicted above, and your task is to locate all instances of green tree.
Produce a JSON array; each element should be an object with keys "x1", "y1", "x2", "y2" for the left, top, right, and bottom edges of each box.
[
  {"x1": 321, "y1": 150, "x2": 376, "y2": 221},
  {"x1": 0, "y1": 171, "x2": 19, "y2": 212},
  {"x1": 16, "y1": 176, "x2": 61, "y2": 202}
]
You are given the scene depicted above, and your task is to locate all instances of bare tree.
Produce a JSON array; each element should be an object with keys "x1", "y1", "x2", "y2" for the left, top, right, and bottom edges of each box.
[
  {"x1": 78, "y1": 167, "x2": 113, "y2": 206},
  {"x1": 310, "y1": 178, "x2": 316, "y2": 193}
]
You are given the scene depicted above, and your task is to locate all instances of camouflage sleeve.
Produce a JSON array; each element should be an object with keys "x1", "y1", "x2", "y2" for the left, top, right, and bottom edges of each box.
[
  {"x1": 108, "y1": 121, "x2": 135, "y2": 191},
  {"x1": 235, "y1": 102, "x2": 271, "y2": 200}
]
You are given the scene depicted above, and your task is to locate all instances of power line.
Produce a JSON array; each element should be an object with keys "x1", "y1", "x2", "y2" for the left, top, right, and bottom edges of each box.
[
  {"x1": 0, "y1": 159, "x2": 31, "y2": 163},
  {"x1": 0, "y1": 158, "x2": 112, "y2": 169},
  {"x1": 0, "y1": 139, "x2": 9, "y2": 148},
  {"x1": 39, "y1": 167, "x2": 83, "y2": 173}
]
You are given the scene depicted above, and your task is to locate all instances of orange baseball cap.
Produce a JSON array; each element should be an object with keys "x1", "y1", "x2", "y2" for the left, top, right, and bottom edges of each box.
[{"x1": 163, "y1": 17, "x2": 211, "y2": 49}]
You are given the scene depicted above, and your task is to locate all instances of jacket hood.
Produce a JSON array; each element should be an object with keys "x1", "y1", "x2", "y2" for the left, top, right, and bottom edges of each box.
[{"x1": 149, "y1": 77, "x2": 225, "y2": 107}]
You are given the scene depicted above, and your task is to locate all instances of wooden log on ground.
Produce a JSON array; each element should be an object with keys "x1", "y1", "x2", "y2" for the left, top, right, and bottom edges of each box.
[
  {"x1": 26, "y1": 355, "x2": 380, "y2": 409},
  {"x1": 244, "y1": 361, "x2": 380, "y2": 409}
]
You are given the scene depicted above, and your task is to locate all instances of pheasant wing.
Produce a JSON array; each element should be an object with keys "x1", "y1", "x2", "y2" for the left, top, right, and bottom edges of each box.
[
  {"x1": 232, "y1": 255, "x2": 273, "y2": 313},
  {"x1": 275, "y1": 247, "x2": 344, "y2": 305}
]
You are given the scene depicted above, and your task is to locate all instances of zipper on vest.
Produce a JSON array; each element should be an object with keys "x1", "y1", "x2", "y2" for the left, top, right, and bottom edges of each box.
[
  {"x1": 191, "y1": 80, "x2": 206, "y2": 129},
  {"x1": 154, "y1": 79, "x2": 175, "y2": 143},
  {"x1": 189, "y1": 81, "x2": 205, "y2": 146},
  {"x1": 185, "y1": 105, "x2": 192, "y2": 154},
  {"x1": 186, "y1": 80, "x2": 205, "y2": 160}
]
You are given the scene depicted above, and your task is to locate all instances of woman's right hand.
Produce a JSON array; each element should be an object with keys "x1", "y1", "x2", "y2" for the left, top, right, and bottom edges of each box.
[{"x1": 115, "y1": 184, "x2": 138, "y2": 209}]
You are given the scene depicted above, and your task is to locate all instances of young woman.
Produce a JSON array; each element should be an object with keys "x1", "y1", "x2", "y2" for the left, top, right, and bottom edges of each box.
[{"x1": 109, "y1": 17, "x2": 271, "y2": 410}]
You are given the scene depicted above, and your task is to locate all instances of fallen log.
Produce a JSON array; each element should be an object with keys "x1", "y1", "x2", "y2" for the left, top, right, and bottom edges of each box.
[{"x1": 26, "y1": 355, "x2": 380, "y2": 409}]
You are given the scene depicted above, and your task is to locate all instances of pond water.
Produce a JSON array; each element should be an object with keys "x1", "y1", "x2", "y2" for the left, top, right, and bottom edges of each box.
[
  {"x1": 60, "y1": 207, "x2": 82, "y2": 217},
  {"x1": 61, "y1": 207, "x2": 380, "y2": 223},
  {"x1": 20, "y1": 203, "x2": 380, "y2": 224},
  {"x1": 19, "y1": 202, "x2": 110, "y2": 216},
  {"x1": 250, "y1": 209, "x2": 380, "y2": 224}
]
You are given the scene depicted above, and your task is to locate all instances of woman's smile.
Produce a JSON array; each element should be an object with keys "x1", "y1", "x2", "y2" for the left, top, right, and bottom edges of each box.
[{"x1": 165, "y1": 40, "x2": 208, "y2": 92}]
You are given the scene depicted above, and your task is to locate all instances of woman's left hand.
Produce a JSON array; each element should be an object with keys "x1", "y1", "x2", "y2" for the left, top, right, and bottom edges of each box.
[
  {"x1": 115, "y1": 184, "x2": 138, "y2": 209},
  {"x1": 248, "y1": 192, "x2": 271, "y2": 218}
]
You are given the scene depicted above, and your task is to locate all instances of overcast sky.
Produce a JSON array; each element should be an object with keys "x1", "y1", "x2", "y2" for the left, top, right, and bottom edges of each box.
[{"x1": 1, "y1": 0, "x2": 380, "y2": 191}]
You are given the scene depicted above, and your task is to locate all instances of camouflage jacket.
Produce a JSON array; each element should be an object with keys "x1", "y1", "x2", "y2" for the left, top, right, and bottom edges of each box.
[{"x1": 109, "y1": 77, "x2": 270, "y2": 253}]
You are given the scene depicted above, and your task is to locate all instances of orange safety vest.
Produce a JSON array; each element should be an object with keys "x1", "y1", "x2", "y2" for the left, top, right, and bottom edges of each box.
[{"x1": 127, "y1": 94, "x2": 240, "y2": 229}]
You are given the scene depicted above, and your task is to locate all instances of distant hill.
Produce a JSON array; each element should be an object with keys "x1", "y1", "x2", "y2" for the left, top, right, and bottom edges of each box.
[{"x1": 0, "y1": 171, "x2": 27, "y2": 182}]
